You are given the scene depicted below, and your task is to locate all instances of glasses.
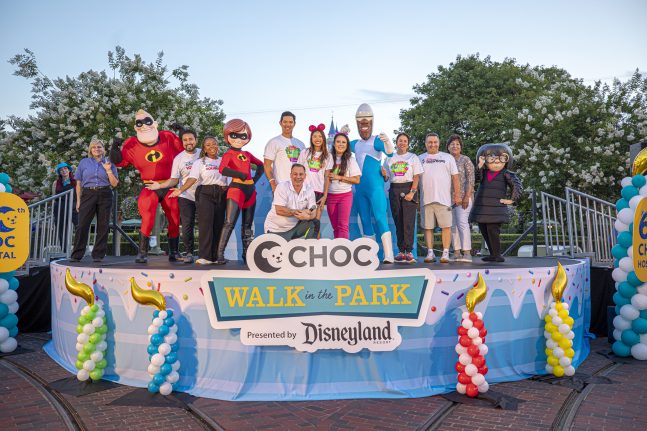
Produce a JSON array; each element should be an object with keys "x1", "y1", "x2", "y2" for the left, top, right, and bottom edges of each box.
[
  {"x1": 229, "y1": 132, "x2": 248, "y2": 140},
  {"x1": 485, "y1": 154, "x2": 509, "y2": 163},
  {"x1": 135, "y1": 117, "x2": 154, "y2": 128}
]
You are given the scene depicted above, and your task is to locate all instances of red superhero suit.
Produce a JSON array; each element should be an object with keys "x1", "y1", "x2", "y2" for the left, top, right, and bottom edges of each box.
[{"x1": 219, "y1": 149, "x2": 263, "y2": 209}]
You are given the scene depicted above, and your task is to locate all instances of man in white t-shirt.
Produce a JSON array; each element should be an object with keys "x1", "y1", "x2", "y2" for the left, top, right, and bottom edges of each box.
[
  {"x1": 418, "y1": 133, "x2": 461, "y2": 263},
  {"x1": 263, "y1": 111, "x2": 305, "y2": 193},
  {"x1": 264, "y1": 164, "x2": 319, "y2": 240},
  {"x1": 147, "y1": 129, "x2": 201, "y2": 263}
]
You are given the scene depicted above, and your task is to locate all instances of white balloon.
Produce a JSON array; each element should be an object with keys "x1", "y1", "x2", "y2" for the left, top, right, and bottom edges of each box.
[
  {"x1": 552, "y1": 316, "x2": 563, "y2": 326},
  {"x1": 159, "y1": 382, "x2": 173, "y2": 396},
  {"x1": 81, "y1": 305, "x2": 91, "y2": 315},
  {"x1": 0, "y1": 337, "x2": 18, "y2": 353},
  {"x1": 0, "y1": 282, "x2": 7, "y2": 294},
  {"x1": 465, "y1": 364, "x2": 478, "y2": 376},
  {"x1": 96, "y1": 341, "x2": 107, "y2": 352},
  {"x1": 553, "y1": 347, "x2": 565, "y2": 359},
  {"x1": 477, "y1": 381, "x2": 490, "y2": 393},
  {"x1": 158, "y1": 310, "x2": 168, "y2": 319},
  {"x1": 476, "y1": 312, "x2": 483, "y2": 319},
  {"x1": 8, "y1": 302, "x2": 18, "y2": 314},
  {"x1": 641, "y1": 333, "x2": 647, "y2": 344},
  {"x1": 456, "y1": 382, "x2": 467, "y2": 394},
  {"x1": 168, "y1": 324, "x2": 178, "y2": 334},
  {"x1": 621, "y1": 177, "x2": 633, "y2": 187},
  {"x1": 467, "y1": 327, "x2": 480, "y2": 339},
  {"x1": 613, "y1": 329, "x2": 623, "y2": 342},
  {"x1": 631, "y1": 343, "x2": 647, "y2": 360},
  {"x1": 478, "y1": 344, "x2": 489, "y2": 356},
  {"x1": 544, "y1": 331, "x2": 552, "y2": 340},
  {"x1": 564, "y1": 365, "x2": 576, "y2": 376},
  {"x1": 612, "y1": 268, "x2": 628, "y2": 283},
  {"x1": 618, "y1": 208, "x2": 634, "y2": 225},
  {"x1": 148, "y1": 325, "x2": 158, "y2": 335},
  {"x1": 628, "y1": 247, "x2": 634, "y2": 259},
  {"x1": 158, "y1": 343, "x2": 172, "y2": 356},
  {"x1": 151, "y1": 353, "x2": 165, "y2": 366},
  {"x1": 545, "y1": 364, "x2": 554, "y2": 374},
  {"x1": 620, "y1": 303, "x2": 640, "y2": 321},
  {"x1": 77, "y1": 333, "x2": 89, "y2": 344},
  {"x1": 614, "y1": 315, "x2": 632, "y2": 331},
  {"x1": 471, "y1": 373, "x2": 485, "y2": 386},
  {"x1": 640, "y1": 184, "x2": 647, "y2": 196},
  {"x1": 620, "y1": 257, "x2": 634, "y2": 273},
  {"x1": 0, "y1": 289, "x2": 17, "y2": 304},
  {"x1": 472, "y1": 337, "x2": 483, "y2": 346},
  {"x1": 561, "y1": 302, "x2": 569, "y2": 310},
  {"x1": 559, "y1": 324, "x2": 571, "y2": 334},
  {"x1": 152, "y1": 317, "x2": 163, "y2": 327},
  {"x1": 147, "y1": 364, "x2": 160, "y2": 374},
  {"x1": 549, "y1": 309, "x2": 558, "y2": 317},
  {"x1": 90, "y1": 351, "x2": 104, "y2": 362},
  {"x1": 631, "y1": 294, "x2": 647, "y2": 311},
  {"x1": 166, "y1": 371, "x2": 180, "y2": 384},
  {"x1": 164, "y1": 333, "x2": 178, "y2": 345},
  {"x1": 462, "y1": 319, "x2": 473, "y2": 329},
  {"x1": 77, "y1": 369, "x2": 90, "y2": 381},
  {"x1": 92, "y1": 317, "x2": 104, "y2": 327},
  {"x1": 83, "y1": 323, "x2": 95, "y2": 335},
  {"x1": 638, "y1": 283, "x2": 647, "y2": 296},
  {"x1": 75, "y1": 343, "x2": 84, "y2": 352},
  {"x1": 565, "y1": 331, "x2": 575, "y2": 340},
  {"x1": 559, "y1": 357, "x2": 572, "y2": 367},
  {"x1": 96, "y1": 310, "x2": 105, "y2": 318},
  {"x1": 171, "y1": 361, "x2": 181, "y2": 371},
  {"x1": 459, "y1": 353, "x2": 472, "y2": 365},
  {"x1": 546, "y1": 339, "x2": 557, "y2": 349},
  {"x1": 615, "y1": 219, "x2": 629, "y2": 233},
  {"x1": 629, "y1": 195, "x2": 644, "y2": 210},
  {"x1": 0, "y1": 327, "x2": 9, "y2": 343},
  {"x1": 455, "y1": 344, "x2": 467, "y2": 355},
  {"x1": 83, "y1": 360, "x2": 96, "y2": 371},
  {"x1": 461, "y1": 311, "x2": 470, "y2": 320},
  {"x1": 0, "y1": 183, "x2": 4, "y2": 193}
]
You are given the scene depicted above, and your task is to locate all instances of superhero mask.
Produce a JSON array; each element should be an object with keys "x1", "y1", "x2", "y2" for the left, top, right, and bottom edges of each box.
[
  {"x1": 134, "y1": 109, "x2": 159, "y2": 145},
  {"x1": 225, "y1": 129, "x2": 251, "y2": 149}
]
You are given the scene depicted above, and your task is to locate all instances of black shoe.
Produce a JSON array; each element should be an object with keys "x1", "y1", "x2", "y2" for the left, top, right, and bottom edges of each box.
[
  {"x1": 493, "y1": 255, "x2": 505, "y2": 262},
  {"x1": 168, "y1": 237, "x2": 181, "y2": 262},
  {"x1": 136, "y1": 234, "x2": 150, "y2": 264},
  {"x1": 69, "y1": 257, "x2": 81, "y2": 262},
  {"x1": 92, "y1": 257, "x2": 103, "y2": 263},
  {"x1": 481, "y1": 255, "x2": 496, "y2": 262},
  {"x1": 214, "y1": 258, "x2": 227, "y2": 265}
]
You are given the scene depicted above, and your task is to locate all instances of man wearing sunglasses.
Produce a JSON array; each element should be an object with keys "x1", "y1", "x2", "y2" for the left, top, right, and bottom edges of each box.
[{"x1": 110, "y1": 109, "x2": 184, "y2": 263}]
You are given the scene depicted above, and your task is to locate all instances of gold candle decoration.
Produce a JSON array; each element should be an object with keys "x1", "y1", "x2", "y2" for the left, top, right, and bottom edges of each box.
[
  {"x1": 551, "y1": 262, "x2": 567, "y2": 302},
  {"x1": 65, "y1": 268, "x2": 95, "y2": 305},
  {"x1": 632, "y1": 147, "x2": 647, "y2": 176},
  {"x1": 130, "y1": 277, "x2": 166, "y2": 311},
  {"x1": 466, "y1": 273, "x2": 487, "y2": 313}
]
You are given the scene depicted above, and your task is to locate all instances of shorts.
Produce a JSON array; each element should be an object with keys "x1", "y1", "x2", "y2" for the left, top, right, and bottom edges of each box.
[{"x1": 422, "y1": 203, "x2": 453, "y2": 229}]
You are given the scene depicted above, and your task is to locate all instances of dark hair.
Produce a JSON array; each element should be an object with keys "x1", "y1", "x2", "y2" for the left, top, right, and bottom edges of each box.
[
  {"x1": 446, "y1": 134, "x2": 463, "y2": 152},
  {"x1": 280, "y1": 111, "x2": 296, "y2": 122},
  {"x1": 475, "y1": 143, "x2": 514, "y2": 170},
  {"x1": 332, "y1": 133, "x2": 351, "y2": 176},
  {"x1": 291, "y1": 163, "x2": 306, "y2": 173},
  {"x1": 180, "y1": 129, "x2": 197, "y2": 140},
  {"x1": 395, "y1": 133, "x2": 410, "y2": 144},
  {"x1": 308, "y1": 129, "x2": 329, "y2": 167},
  {"x1": 425, "y1": 132, "x2": 440, "y2": 141},
  {"x1": 201, "y1": 135, "x2": 219, "y2": 162}
]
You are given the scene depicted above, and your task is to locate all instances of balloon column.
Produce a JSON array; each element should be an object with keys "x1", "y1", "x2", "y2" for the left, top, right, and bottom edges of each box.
[
  {"x1": 0, "y1": 173, "x2": 19, "y2": 354},
  {"x1": 544, "y1": 262, "x2": 576, "y2": 377},
  {"x1": 65, "y1": 269, "x2": 108, "y2": 381},
  {"x1": 610, "y1": 172, "x2": 647, "y2": 360},
  {"x1": 130, "y1": 278, "x2": 180, "y2": 395},
  {"x1": 455, "y1": 273, "x2": 490, "y2": 397}
]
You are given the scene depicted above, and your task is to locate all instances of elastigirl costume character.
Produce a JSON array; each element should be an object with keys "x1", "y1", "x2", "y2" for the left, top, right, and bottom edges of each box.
[
  {"x1": 215, "y1": 119, "x2": 264, "y2": 264},
  {"x1": 110, "y1": 110, "x2": 183, "y2": 263},
  {"x1": 469, "y1": 143, "x2": 522, "y2": 262}
]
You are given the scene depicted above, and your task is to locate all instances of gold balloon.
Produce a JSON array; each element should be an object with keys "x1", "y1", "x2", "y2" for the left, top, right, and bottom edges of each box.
[
  {"x1": 64, "y1": 268, "x2": 95, "y2": 305},
  {"x1": 551, "y1": 262, "x2": 568, "y2": 302},
  {"x1": 632, "y1": 147, "x2": 647, "y2": 176},
  {"x1": 130, "y1": 277, "x2": 166, "y2": 311},
  {"x1": 466, "y1": 273, "x2": 487, "y2": 313}
]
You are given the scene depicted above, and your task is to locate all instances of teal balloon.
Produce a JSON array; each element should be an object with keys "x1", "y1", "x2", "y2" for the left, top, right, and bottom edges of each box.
[
  {"x1": 612, "y1": 244, "x2": 628, "y2": 259},
  {"x1": 0, "y1": 303, "x2": 8, "y2": 319},
  {"x1": 9, "y1": 326, "x2": 17, "y2": 337},
  {"x1": 8, "y1": 278, "x2": 18, "y2": 290},
  {"x1": 153, "y1": 373, "x2": 165, "y2": 385},
  {"x1": 616, "y1": 198, "x2": 629, "y2": 211},
  {"x1": 171, "y1": 343, "x2": 179, "y2": 352},
  {"x1": 612, "y1": 340, "x2": 632, "y2": 357},
  {"x1": 629, "y1": 222, "x2": 634, "y2": 233},
  {"x1": 153, "y1": 310, "x2": 160, "y2": 318},
  {"x1": 0, "y1": 313, "x2": 18, "y2": 329},
  {"x1": 622, "y1": 186, "x2": 639, "y2": 200},
  {"x1": 147, "y1": 344, "x2": 158, "y2": 355},
  {"x1": 618, "y1": 282, "x2": 637, "y2": 299},
  {"x1": 3, "y1": 184, "x2": 11, "y2": 193},
  {"x1": 147, "y1": 382, "x2": 160, "y2": 393},
  {"x1": 166, "y1": 309, "x2": 173, "y2": 318},
  {"x1": 617, "y1": 232, "x2": 633, "y2": 248},
  {"x1": 627, "y1": 272, "x2": 642, "y2": 287},
  {"x1": 158, "y1": 325, "x2": 169, "y2": 336},
  {"x1": 165, "y1": 352, "x2": 177, "y2": 364},
  {"x1": 613, "y1": 292, "x2": 631, "y2": 307},
  {"x1": 0, "y1": 271, "x2": 15, "y2": 280},
  {"x1": 632, "y1": 317, "x2": 647, "y2": 334},
  {"x1": 0, "y1": 173, "x2": 10, "y2": 184},
  {"x1": 150, "y1": 334, "x2": 163, "y2": 345},
  {"x1": 621, "y1": 329, "x2": 640, "y2": 346},
  {"x1": 640, "y1": 309, "x2": 647, "y2": 319},
  {"x1": 632, "y1": 174, "x2": 646, "y2": 188},
  {"x1": 163, "y1": 317, "x2": 175, "y2": 327},
  {"x1": 159, "y1": 363, "x2": 172, "y2": 375},
  {"x1": 614, "y1": 258, "x2": 620, "y2": 268}
]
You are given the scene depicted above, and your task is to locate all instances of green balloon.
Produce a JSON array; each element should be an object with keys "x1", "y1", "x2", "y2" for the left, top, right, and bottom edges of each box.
[
  {"x1": 76, "y1": 324, "x2": 84, "y2": 334},
  {"x1": 91, "y1": 304, "x2": 99, "y2": 312},
  {"x1": 90, "y1": 369, "x2": 104, "y2": 381},
  {"x1": 83, "y1": 342, "x2": 96, "y2": 354},
  {"x1": 75, "y1": 360, "x2": 84, "y2": 370},
  {"x1": 95, "y1": 359, "x2": 108, "y2": 369},
  {"x1": 78, "y1": 315, "x2": 88, "y2": 325},
  {"x1": 86, "y1": 311, "x2": 96, "y2": 321},
  {"x1": 89, "y1": 333, "x2": 101, "y2": 344},
  {"x1": 96, "y1": 324, "x2": 108, "y2": 334},
  {"x1": 78, "y1": 351, "x2": 90, "y2": 361}
]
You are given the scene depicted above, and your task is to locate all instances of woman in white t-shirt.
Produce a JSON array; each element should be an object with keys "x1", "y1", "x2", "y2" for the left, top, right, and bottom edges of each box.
[
  {"x1": 326, "y1": 133, "x2": 361, "y2": 239},
  {"x1": 297, "y1": 123, "x2": 333, "y2": 219}
]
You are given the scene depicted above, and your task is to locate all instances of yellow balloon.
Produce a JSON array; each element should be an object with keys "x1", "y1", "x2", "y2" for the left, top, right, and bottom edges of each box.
[
  {"x1": 552, "y1": 331, "x2": 563, "y2": 342},
  {"x1": 555, "y1": 302, "x2": 564, "y2": 312},
  {"x1": 65, "y1": 268, "x2": 94, "y2": 305},
  {"x1": 548, "y1": 356, "x2": 559, "y2": 366},
  {"x1": 466, "y1": 273, "x2": 487, "y2": 312},
  {"x1": 545, "y1": 348, "x2": 552, "y2": 357},
  {"x1": 544, "y1": 315, "x2": 552, "y2": 324},
  {"x1": 553, "y1": 365, "x2": 565, "y2": 377},
  {"x1": 559, "y1": 338, "x2": 572, "y2": 349},
  {"x1": 130, "y1": 277, "x2": 166, "y2": 311},
  {"x1": 545, "y1": 323, "x2": 557, "y2": 333},
  {"x1": 565, "y1": 348, "x2": 575, "y2": 358},
  {"x1": 565, "y1": 316, "x2": 574, "y2": 327},
  {"x1": 551, "y1": 263, "x2": 567, "y2": 302},
  {"x1": 558, "y1": 309, "x2": 569, "y2": 319}
]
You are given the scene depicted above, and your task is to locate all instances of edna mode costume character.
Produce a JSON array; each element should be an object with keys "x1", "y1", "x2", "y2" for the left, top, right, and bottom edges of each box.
[
  {"x1": 350, "y1": 103, "x2": 395, "y2": 263},
  {"x1": 469, "y1": 143, "x2": 522, "y2": 262},
  {"x1": 215, "y1": 119, "x2": 264, "y2": 264},
  {"x1": 110, "y1": 110, "x2": 184, "y2": 263}
]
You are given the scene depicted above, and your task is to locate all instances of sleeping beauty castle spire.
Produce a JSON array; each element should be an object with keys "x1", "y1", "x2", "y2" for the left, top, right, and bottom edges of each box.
[{"x1": 327, "y1": 114, "x2": 338, "y2": 148}]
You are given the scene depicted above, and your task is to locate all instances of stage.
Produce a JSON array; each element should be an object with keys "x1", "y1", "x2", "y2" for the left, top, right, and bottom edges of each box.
[{"x1": 46, "y1": 253, "x2": 591, "y2": 401}]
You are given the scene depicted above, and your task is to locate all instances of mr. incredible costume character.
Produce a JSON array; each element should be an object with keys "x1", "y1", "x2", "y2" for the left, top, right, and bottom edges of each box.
[
  {"x1": 215, "y1": 118, "x2": 264, "y2": 265},
  {"x1": 350, "y1": 103, "x2": 395, "y2": 263},
  {"x1": 110, "y1": 109, "x2": 183, "y2": 263}
]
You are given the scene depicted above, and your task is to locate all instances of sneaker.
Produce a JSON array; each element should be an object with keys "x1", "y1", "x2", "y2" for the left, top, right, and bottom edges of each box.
[
  {"x1": 459, "y1": 254, "x2": 472, "y2": 263},
  {"x1": 183, "y1": 254, "x2": 194, "y2": 264},
  {"x1": 405, "y1": 252, "x2": 416, "y2": 264},
  {"x1": 424, "y1": 249, "x2": 436, "y2": 263},
  {"x1": 453, "y1": 253, "x2": 462, "y2": 262},
  {"x1": 440, "y1": 249, "x2": 450, "y2": 263},
  {"x1": 195, "y1": 258, "x2": 213, "y2": 265},
  {"x1": 394, "y1": 252, "x2": 406, "y2": 263}
]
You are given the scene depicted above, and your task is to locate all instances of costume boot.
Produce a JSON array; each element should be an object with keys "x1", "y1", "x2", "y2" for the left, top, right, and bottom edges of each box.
[
  {"x1": 381, "y1": 231, "x2": 395, "y2": 264},
  {"x1": 215, "y1": 201, "x2": 240, "y2": 265},
  {"x1": 135, "y1": 234, "x2": 150, "y2": 264},
  {"x1": 241, "y1": 205, "x2": 255, "y2": 263},
  {"x1": 168, "y1": 237, "x2": 181, "y2": 262}
]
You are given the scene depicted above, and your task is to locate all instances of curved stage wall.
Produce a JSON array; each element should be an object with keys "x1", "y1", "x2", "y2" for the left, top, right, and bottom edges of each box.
[{"x1": 46, "y1": 257, "x2": 591, "y2": 401}]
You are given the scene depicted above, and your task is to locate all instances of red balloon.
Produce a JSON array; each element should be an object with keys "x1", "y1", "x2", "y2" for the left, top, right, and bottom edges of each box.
[
  {"x1": 466, "y1": 383, "x2": 479, "y2": 398},
  {"x1": 479, "y1": 328, "x2": 488, "y2": 338},
  {"x1": 467, "y1": 345, "x2": 480, "y2": 356},
  {"x1": 472, "y1": 355, "x2": 486, "y2": 368},
  {"x1": 458, "y1": 373, "x2": 471, "y2": 384},
  {"x1": 478, "y1": 365, "x2": 489, "y2": 375},
  {"x1": 458, "y1": 326, "x2": 468, "y2": 336},
  {"x1": 455, "y1": 362, "x2": 466, "y2": 373},
  {"x1": 459, "y1": 336, "x2": 472, "y2": 347},
  {"x1": 473, "y1": 319, "x2": 484, "y2": 329},
  {"x1": 469, "y1": 312, "x2": 478, "y2": 321}
]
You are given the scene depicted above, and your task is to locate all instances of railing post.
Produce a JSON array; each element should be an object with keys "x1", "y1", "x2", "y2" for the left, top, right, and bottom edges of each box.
[
  {"x1": 565, "y1": 188, "x2": 574, "y2": 258},
  {"x1": 532, "y1": 190, "x2": 537, "y2": 257}
]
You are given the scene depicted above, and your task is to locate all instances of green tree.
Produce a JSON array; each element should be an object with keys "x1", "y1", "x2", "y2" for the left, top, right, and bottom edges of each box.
[{"x1": 0, "y1": 47, "x2": 226, "y2": 197}]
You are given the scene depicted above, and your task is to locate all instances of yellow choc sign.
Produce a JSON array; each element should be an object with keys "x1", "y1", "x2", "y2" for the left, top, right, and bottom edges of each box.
[
  {"x1": 633, "y1": 197, "x2": 647, "y2": 281},
  {"x1": 0, "y1": 192, "x2": 30, "y2": 272}
]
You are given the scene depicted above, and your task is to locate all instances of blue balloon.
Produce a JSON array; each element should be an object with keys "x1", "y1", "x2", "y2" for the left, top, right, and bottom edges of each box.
[
  {"x1": 3, "y1": 184, "x2": 11, "y2": 193},
  {"x1": 164, "y1": 317, "x2": 175, "y2": 327},
  {"x1": 618, "y1": 282, "x2": 637, "y2": 299},
  {"x1": 165, "y1": 309, "x2": 173, "y2": 318},
  {"x1": 165, "y1": 352, "x2": 177, "y2": 364},
  {"x1": 0, "y1": 173, "x2": 10, "y2": 184},
  {"x1": 157, "y1": 325, "x2": 169, "y2": 336},
  {"x1": 614, "y1": 258, "x2": 620, "y2": 268},
  {"x1": 616, "y1": 198, "x2": 630, "y2": 211},
  {"x1": 627, "y1": 271, "x2": 642, "y2": 287},
  {"x1": 153, "y1": 373, "x2": 166, "y2": 385},
  {"x1": 147, "y1": 382, "x2": 160, "y2": 393},
  {"x1": 8, "y1": 278, "x2": 18, "y2": 290},
  {"x1": 612, "y1": 340, "x2": 632, "y2": 357},
  {"x1": 0, "y1": 271, "x2": 16, "y2": 280},
  {"x1": 159, "y1": 363, "x2": 172, "y2": 376},
  {"x1": 171, "y1": 343, "x2": 179, "y2": 352},
  {"x1": 622, "y1": 186, "x2": 639, "y2": 200},
  {"x1": 147, "y1": 344, "x2": 158, "y2": 355},
  {"x1": 621, "y1": 329, "x2": 640, "y2": 346},
  {"x1": 0, "y1": 303, "x2": 8, "y2": 319},
  {"x1": 153, "y1": 310, "x2": 160, "y2": 318},
  {"x1": 9, "y1": 326, "x2": 18, "y2": 337},
  {"x1": 640, "y1": 309, "x2": 647, "y2": 319},
  {"x1": 617, "y1": 232, "x2": 633, "y2": 248},
  {"x1": 0, "y1": 313, "x2": 18, "y2": 329},
  {"x1": 629, "y1": 222, "x2": 634, "y2": 233},
  {"x1": 632, "y1": 174, "x2": 646, "y2": 188},
  {"x1": 150, "y1": 334, "x2": 164, "y2": 346},
  {"x1": 613, "y1": 292, "x2": 631, "y2": 307},
  {"x1": 611, "y1": 244, "x2": 628, "y2": 259},
  {"x1": 616, "y1": 304, "x2": 623, "y2": 316},
  {"x1": 632, "y1": 317, "x2": 647, "y2": 334}
]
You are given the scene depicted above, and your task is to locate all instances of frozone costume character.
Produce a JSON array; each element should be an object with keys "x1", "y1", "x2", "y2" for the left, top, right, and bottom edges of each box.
[
  {"x1": 215, "y1": 119, "x2": 264, "y2": 264},
  {"x1": 469, "y1": 143, "x2": 523, "y2": 262},
  {"x1": 350, "y1": 103, "x2": 395, "y2": 263},
  {"x1": 110, "y1": 110, "x2": 184, "y2": 263}
]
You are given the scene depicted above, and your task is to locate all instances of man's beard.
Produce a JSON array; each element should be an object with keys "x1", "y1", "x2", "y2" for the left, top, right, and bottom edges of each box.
[{"x1": 137, "y1": 129, "x2": 159, "y2": 145}]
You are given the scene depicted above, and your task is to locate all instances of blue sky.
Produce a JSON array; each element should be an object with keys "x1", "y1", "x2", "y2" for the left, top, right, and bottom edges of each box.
[{"x1": 1, "y1": 0, "x2": 646, "y2": 155}]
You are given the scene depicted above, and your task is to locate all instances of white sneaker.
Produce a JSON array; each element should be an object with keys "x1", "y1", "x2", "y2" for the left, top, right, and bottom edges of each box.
[
  {"x1": 195, "y1": 258, "x2": 213, "y2": 265},
  {"x1": 424, "y1": 249, "x2": 436, "y2": 263},
  {"x1": 440, "y1": 249, "x2": 450, "y2": 263},
  {"x1": 459, "y1": 254, "x2": 472, "y2": 263}
]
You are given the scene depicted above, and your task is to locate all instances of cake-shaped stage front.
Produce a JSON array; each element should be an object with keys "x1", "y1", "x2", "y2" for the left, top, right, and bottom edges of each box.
[{"x1": 46, "y1": 235, "x2": 591, "y2": 401}]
